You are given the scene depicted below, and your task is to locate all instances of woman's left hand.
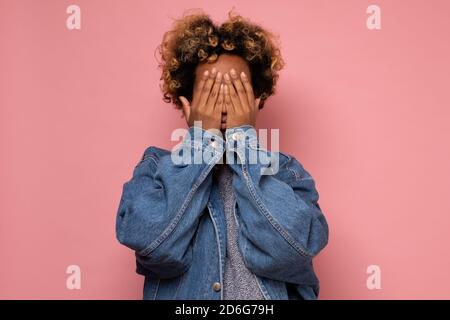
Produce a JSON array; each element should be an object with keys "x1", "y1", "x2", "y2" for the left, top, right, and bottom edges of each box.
[{"x1": 223, "y1": 69, "x2": 261, "y2": 129}]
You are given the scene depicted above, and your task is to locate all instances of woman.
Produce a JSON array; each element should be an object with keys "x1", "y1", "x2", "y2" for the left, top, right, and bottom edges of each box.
[{"x1": 115, "y1": 9, "x2": 329, "y2": 300}]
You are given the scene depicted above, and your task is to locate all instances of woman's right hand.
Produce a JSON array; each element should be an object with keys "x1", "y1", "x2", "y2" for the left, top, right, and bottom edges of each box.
[{"x1": 179, "y1": 67, "x2": 224, "y2": 131}]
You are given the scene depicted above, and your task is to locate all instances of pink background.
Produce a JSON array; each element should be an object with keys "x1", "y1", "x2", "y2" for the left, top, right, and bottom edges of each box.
[{"x1": 1, "y1": 0, "x2": 450, "y2": 299}]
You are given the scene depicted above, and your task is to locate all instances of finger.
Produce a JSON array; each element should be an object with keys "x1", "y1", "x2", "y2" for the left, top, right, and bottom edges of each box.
[
  {"x1": 206, "y1": 71, "x2": 222, "y2": 109},
  {"x1": 219, "y1": 85, "x2": 226, "y2": 131},
  {"x1": 221, "y1": 84, "x2": 227, "y2": 115},
  {"x1": 255, "y1": 97, "x2": 261, "y2": 110},
  {"x1": 224, "y1": 72, "x2": 239, "y2": 113},
  {"x1": 192, "y1": 69, "x2": 210, "y2": 108},
  {"x1": 198, "y1": 67, "x2": 218, "y2": 109},
  {"x1": 221, "y1": 84, "x2": 226, "y2": 114},
  {"x1": 223, "y1": 82, "x2": 234, "y2": 114},
  {"x1": 215, "y1": 84, "x2": 224, "y2": 113},
  {"x1": 240, "y1": 71, "x2": 255, "y2": 111},
  {"x1": 229, "y1": 68, "x2": 249, "y2": 112},
  {"x1": 179, "y1": 96, "x2": 191, "y2": 120}
]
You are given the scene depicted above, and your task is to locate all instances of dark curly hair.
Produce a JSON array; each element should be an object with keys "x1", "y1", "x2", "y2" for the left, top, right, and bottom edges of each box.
[{"x1": 155, "y1": 8, "x2": 285, "y2": 111}]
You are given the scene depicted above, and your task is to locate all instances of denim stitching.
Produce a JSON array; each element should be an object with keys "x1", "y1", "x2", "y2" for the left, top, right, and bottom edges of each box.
[
  {"x1": 286, "y1": 157, "x2": 300, "y2": 181},
  {"x1": 139, "y1": 151, "x2": 224, "y2": 257},
  {"x1": 152, "y1": 279, "x2": 160, "y2": 300},
  {"x1": 241, "y1": 162, "x2": 312, "y2": 258},
  {"x1": 174, "y1": 273, "x2": 185, "y2": 298},
  {"x1": 136, "y1": 152, "x2": 159, "y2": 168},
  {"x1": 207, "y1": 204, "x2": 224, "y2": 300},
  {"x1": 253, "y1": 273, "x2": 271, "y2": 300},
  {"x1": 239, "y1": 227, "x2": 271, "y2": 299}
]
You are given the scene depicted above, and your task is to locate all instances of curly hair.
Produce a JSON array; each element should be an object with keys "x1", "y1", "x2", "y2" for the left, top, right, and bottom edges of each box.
[{"x1": 156, "y1": 8, "x2": 285, "y2": 111}]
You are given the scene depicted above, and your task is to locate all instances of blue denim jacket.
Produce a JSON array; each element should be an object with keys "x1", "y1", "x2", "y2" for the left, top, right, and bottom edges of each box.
[{"x1": 116, "y1": 125, "x2": 329, "y2": 300}]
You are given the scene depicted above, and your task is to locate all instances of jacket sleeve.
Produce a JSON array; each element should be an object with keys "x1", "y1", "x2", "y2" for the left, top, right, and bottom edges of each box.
[
  {"x1": 115, "y1": 126, "x2": 224, "y2": 279},
  {"x1": 225, "y1": 125, "x2": 329, "y2": 285}
]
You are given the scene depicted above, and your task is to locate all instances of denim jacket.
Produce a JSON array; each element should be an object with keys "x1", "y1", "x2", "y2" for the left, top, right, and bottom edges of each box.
[{"x1": 115, "y1": 125, "x2": 329, "y2": 300}]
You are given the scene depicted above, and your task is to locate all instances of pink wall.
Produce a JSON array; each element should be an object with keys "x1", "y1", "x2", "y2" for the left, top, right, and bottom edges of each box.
[{"x1": 1, "y1": 0, "x2": 450, "y2": 299}]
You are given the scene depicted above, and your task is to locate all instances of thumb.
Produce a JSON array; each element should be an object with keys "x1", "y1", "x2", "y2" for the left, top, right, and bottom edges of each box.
[
  {"x1": 179, "y1": 96, "x2": 191, "y2": 120},
  {"x1": 255, "y1": 97, "x2": 261, "y2": 110}
]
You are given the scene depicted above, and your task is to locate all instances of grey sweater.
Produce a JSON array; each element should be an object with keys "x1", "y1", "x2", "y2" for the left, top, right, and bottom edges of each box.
[{"x1": 213, "y1": 164, "x2": 265, "y2": 300}]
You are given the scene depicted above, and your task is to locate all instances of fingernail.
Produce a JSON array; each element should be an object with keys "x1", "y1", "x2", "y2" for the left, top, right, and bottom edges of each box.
[
  {"x1": 224, "y1": 73, "x2": 230, "y2": 81},
  {"x1": 203, "y1": 70, "x2": 209, "y2": 77},
  {"x1": 230, "y1": 69, "x2": 236, "y2": 77},
  {"x1": 217, "y1": 71, "x2": 222, "y2": 79},
  {"x1": 212, "y1": 67, "x2": 217, "y2": 74},
  {"x1": 241, "y1": 71, "x2": 246, "y2": 79}
]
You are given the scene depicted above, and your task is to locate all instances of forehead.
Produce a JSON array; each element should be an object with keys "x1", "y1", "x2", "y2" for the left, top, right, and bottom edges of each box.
[{"x1": 195, "y1": 54, "x2": 251, "y2": 80}]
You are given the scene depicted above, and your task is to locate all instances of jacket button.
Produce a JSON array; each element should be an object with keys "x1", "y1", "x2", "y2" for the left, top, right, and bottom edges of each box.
[
  {"x1": 232, "y1": 132, "x2": 242, "y2": 141},
  {"x1": 210, "y1": 140, "x2": 220, "y2": 149},
  {"x1": 212, "y1": 282, "x2": 221, "y2": 292}
]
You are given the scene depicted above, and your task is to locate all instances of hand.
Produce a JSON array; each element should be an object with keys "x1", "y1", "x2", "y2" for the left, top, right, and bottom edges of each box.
[
  {"x1": 179, "y1": 68, "x2": 225, "y2": 131},
  {"x1": 223, "y1": 69, "x2": 261, "y2": 129}
]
